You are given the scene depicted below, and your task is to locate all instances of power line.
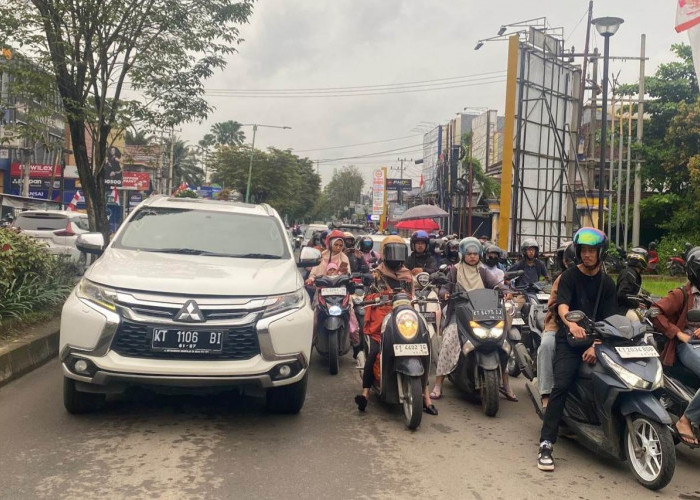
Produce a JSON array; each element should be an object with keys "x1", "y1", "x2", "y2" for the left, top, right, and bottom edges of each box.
[
  {"x1": 294, "y1": 134, "x2": 421, "y2": 153},
  {"x1": 314, "y1": 144, "x2": 424, "y2": 163}
]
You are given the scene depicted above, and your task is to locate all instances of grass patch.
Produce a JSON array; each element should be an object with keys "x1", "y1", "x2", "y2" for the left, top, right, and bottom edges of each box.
[
  {"x1": 641, "y1": 277, "x2": 687, "y2": 298},
  {"x1": 0, "y1": 308, "x2": 61, "y2": 344}
]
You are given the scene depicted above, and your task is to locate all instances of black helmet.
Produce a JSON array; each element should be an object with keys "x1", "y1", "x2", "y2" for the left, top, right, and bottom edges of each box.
[
  {"x1": 359, "y1": 236, "x2": 374, "y2": 253},
  {"x1": 381, "y1": 235, "x2": 408, "y2": 271},
  {"x1": 572, "y1": 227, "x2": 609, "y2": 266},
  {"x1": 520, "y1": 238, "x2": 539, "y2": 258},
  {"x1": 627, "y1": 247, "x2": 648, "y2": 270},
  {"x1": 410, "y1": 230, "x2": 430, "y2": 252},
  {"x1": 648, "y1": 241, "x2": 657, "y2": 251},
  {"x1": 484, "y1": 244, "x2": 503, "y2": 267},
  {"x1": 556, "y1": 242, "x2": 576, "y2": 270},
  {"x1": 686, "y1": 247, "x2": 700, "y2": 289},
  {"x1": 685, "y1": 242, "x2": 694, "y2": 259}
]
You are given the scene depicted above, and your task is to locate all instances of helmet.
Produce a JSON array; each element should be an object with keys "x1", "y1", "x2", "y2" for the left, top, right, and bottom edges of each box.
[
  {"x1": 685, "y1": 242, "x2": 694, "y2": 259},
  {"x1": 686, "y1": 246, "x2": 700, "y2": 289},
  {"x1": 320, "y1": 230, "x2": 330, "y2": 248},
  {"x1": 627, "y1": 247, "x2": 648, "y2": 270},
  {"x1": 380, "y1": 235, "x2": 408, "y2": 271},
  {"x1": 648, "y1": 241, "x2": 657, "y2": 251},
  {"x1": 325, "y1": 229, "x2": 345, "y2": 249},
  {"x1": 484, "y1": 244, "x2": 503, "y2": 267},
  {"x1": 520, "y1": 238, "x2": 539, "y2": 258},
  {"x1": 343, "y1": 231, "x2": 356, "y2": 248},
  {"x1": 458, "y1": 237, "x2": 483, "y2": 260},
  {"x1": 358, "y1": 236, "x2": 374, "y2": 253},
  {"x1": 572, "y1": 227, "x2": 608, "y2": 265},
  {"x1": 410, "y1": 230, "x2": 430, "y2": 252},
  {"x1": 555, "y1": 242, "x2": 576, "y2": 270}
]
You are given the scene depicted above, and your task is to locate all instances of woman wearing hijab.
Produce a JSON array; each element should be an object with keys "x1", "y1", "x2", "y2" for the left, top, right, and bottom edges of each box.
[
  {"x1": 305, "y1": 229, "x2": 350, "y2": 283},
  {"x1": 429, "y1": 237, "x2": 517, "y2": 401}
]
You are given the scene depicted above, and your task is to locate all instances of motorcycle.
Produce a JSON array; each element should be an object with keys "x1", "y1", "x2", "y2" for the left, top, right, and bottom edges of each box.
[
  {"x1": 525, "y1": 310, "x2": 676, "y2": 490},
  {"x1": 447, "y1": 275, "x2": 519, "y2": 417},
  {"x1": 414, "y1": 271, "x2": 446, "y2": 364},
  {"x1": 647, "y1": 250, "x2": 659, "y2": 274},
  {"x1": 313, "y1": 274, "x2": 355, "y2": 374},
  {"x1": 509, "y1": 280, "x2": 552, "y2": 379},
  {"x1": 667, "y1": 250, "x2": 685, "y2": 277},
  {"x1": 653, "y1": 308, "x2": 700, "y2": 449},
  {"x1": 362, "y1": 290, "x2": 432, "y2": 429}
]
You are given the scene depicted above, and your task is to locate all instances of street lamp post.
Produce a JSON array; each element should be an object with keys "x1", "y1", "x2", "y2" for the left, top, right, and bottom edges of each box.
[
  {"x1": 241, "y1": 123, "x2": 291, "y2": 203},
  {"x1": 592, "y1": 16, "x2": 624, "y2": 231}
]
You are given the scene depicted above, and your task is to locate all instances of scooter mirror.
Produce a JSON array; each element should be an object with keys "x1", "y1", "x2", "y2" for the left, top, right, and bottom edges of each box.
[
  {"x1": 565, "y1": 310, "x2": 585, "y2": 323},
  {"x1": 439, "y1": 263, "x2": 448, "y2": 273},
  {"x1": 504, "y1": 269, "x2": 525, "y2": 281},
  {"x1": 687, "y1": 309, "x2": 700, "y2": 323},
  {"x1": 415, "y1": 272, "x2": 430, "y2": 287}
]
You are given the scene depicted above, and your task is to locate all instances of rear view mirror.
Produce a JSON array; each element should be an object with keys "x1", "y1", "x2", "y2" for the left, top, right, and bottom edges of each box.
[
  {"x1": 687, "y1": 309, "x2": 700, "y2": 323},
  {"x1": 76, "y1": 233, "x2": 105, "y2": 255},
  {"x1": 297, "y1": 247, "x2": 321, "y2": 268},
  {"x1": 504, "y1": 270, "x2": 524, "y2": 280},
  {"x1": 415, "y1": 272, "x2": 430, "y2": 287},
  {"x1": 439, "y1": 263, "x2": 448, "y2": 273},
  {"x1": 565, "y1": 310, "x2": 585, "y2": 323}
]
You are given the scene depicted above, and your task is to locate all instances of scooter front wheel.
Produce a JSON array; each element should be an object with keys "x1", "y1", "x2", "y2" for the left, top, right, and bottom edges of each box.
[
  {"x1": 625, "y1": 416, "x2": 676, "y2": 490},
  {"x1": 328, "y1": 330, "x2": 339, "y2": 375},
  {"x1": 481, "y1": 369, "x2": 500, "y2": 417},
  {"x1": 507, "y1": 349, "x2": 521, "y2": 377},
  {"x1": 400, "y1": 374, "x2": 423, "y2": 430}
]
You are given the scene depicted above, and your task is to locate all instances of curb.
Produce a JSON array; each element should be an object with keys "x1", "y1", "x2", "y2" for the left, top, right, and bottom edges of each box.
[{"x1": 0, "y1": 319, "x2": 60, "y2": 388}]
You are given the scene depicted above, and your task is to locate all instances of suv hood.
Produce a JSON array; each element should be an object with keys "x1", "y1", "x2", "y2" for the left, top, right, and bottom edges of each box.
[{"x1": 86, "y1": 248, "x2": 302, "y2": 296}]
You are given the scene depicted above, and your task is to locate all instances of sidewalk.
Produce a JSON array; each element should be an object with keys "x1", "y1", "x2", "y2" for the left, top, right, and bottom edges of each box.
[{"x1": 0, "y1": 318, "x2": 60, "y2": 387}]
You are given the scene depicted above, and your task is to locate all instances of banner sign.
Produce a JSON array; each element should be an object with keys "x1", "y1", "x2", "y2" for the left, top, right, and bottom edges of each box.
[
  {"x1": 10, "y1": 163, "x2": 61, "y2": 178},
  {"x1": 121, "y1": 171, "x2": 150, "y2": 190},
  {"x1": 372, "y1": 169, "x2": 385, "y2": 215},
  {"x1": 129, "y1": 193, "x2": 143, "y2": 208},
  {"x1": 386, "y1": 178, "x2": 412, "y2": 191}
]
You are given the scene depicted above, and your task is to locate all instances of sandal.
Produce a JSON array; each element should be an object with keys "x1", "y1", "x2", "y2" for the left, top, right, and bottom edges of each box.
[
  {"x1": 499, "y1": 387, "x2": 518, "y2": 402},
  {"x1": 674, "y1": 422, "x2": 700, "y2": 448},
  {"x1": 429, "y1": 387, "x2": 442, "y2": 400},
  {"x1": 354, "y1": 395, "x2": 368, "y2": 412},
  {"x1": 423, "y1": 403, "x2": 438, "y2": 416}
]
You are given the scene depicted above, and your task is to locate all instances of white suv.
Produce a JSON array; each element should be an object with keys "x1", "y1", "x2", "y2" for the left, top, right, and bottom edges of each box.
[{"x1": 60, "y1": 196, "x2": 320, "y2": 414}]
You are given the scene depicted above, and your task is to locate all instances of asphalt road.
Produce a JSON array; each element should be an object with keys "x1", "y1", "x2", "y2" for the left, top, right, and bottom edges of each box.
[{"x1": 1, "y1": 353, "x2": 700, "y2": 499}]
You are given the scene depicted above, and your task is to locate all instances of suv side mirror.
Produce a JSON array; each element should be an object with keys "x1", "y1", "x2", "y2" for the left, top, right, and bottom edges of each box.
[
  {"x1": 76, "y1": 233, "x2": 105, "y2": 256},
  {"x1": 298, "y1": 247, "x2": 321, "y2": 268}
]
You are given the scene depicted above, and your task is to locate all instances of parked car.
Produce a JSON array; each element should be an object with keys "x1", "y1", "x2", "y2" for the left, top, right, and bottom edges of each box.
[
  {"x1": 60, "y1": 196, "x2": 321, "y2": 415},
  {"x1": 302, "y1": 223, "x2": 329, "y2": 247},
  {"x1": 12, "y1": 210, "x2": 90, "y2": 270}
]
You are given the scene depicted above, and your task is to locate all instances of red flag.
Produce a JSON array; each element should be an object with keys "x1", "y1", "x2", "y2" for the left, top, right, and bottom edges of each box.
[
  {"x1": 419, "y1": 174, "x2": 424, "y2": 189},
  {"x1": 66, "y1": 191, "x2": 82, "y2": 211},
  {"x1": 112, "y1": 186, "x2": 120, "y2": 205}
]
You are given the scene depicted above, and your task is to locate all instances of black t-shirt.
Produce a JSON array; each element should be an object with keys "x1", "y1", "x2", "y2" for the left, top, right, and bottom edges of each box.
[
  {"x1": 556, "y1": 265, "x2": 617, "y2": 325},
  {"x1": 508, "y1": 258, "x2": 548, "y2": 285},
  {"x1": 405, "y1": 252, "x2": 437, "y2": 273}
]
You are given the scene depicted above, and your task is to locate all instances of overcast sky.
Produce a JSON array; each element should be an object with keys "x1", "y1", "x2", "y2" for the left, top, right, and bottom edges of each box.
[{"x1": 179, "y1": 0, "x2": 684, "y2": 188}]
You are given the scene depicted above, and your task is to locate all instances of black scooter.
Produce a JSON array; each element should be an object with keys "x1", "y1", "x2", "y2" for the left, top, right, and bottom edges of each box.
[
  {"x1": 510, "y1": 280, "x2": 552, "y2": 379},
  {"x1": 363, "y1": 291, "x2": 432, "y2": 429},
  {"x1": 314, "y1": 274, "x2": 354, "y2": 375},
  {"x1": 526, "y1": 311, "x2": 676, "y2": 491}
]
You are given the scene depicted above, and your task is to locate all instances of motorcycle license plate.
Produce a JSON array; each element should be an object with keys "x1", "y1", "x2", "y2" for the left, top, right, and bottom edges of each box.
[
  {"x1": 321, "y1": 287, "x2": 346, "y2": 296},
  {"x1": 151, "y1": 328, "x2": 224, "y2": 353},
  {"x1": 512, "y1": 317, "x2": 525, "y2": 326},
  {"x1": 423, "y1": 312, "x2": 436, "y2": 323},
  {"x1": 615, "y1": 345, "x2": 658, "y2": 359},
  {"x1": 536, "y1": 293, "x2": 550, "y2": 302},
  {"x1": 393, "y1": 343, "x2": 429, "y2": 357}
]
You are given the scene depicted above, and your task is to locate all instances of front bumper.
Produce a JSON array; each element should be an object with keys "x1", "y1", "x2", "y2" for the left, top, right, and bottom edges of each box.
[{"x1": 60, "y1": 290, "x2": 313, "y2": 391}]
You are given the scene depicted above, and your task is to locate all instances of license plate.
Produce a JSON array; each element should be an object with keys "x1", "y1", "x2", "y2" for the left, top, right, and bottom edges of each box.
[
  {"x1": 536, "y1": 293, "x2": 550, "y2": 301},
  {"x1": 151, "y1": 328, "x2": 224, "y2": 353},
  {"x1": 321, "y1": 287, "x2": 346, "y2": 296},
  {"x1": 393, "y1": 343, "x2": 429, "y2": 357},
  {"x1": 615, "y1": 345, "x2": 658, "y2": 359},
  {"x1": 423, "y1": 312, "x2": 436, "y2": 323},
  {"x1": 512, "y1": 317, "x2": 525, "y2": 326}
]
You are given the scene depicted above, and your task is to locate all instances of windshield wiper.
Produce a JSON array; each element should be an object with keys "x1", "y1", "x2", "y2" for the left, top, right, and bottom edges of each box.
[
  {"x1": 149, "y1": 248, "x2": 231, "y2": 257},
  {"x1": 230, "y1": 253, "x2": 282, "y2": 259}
]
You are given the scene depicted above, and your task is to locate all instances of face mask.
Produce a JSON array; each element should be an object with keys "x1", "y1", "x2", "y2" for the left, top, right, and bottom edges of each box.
[{"x1": 485, "y1": 257, "x2": 499, "y2": 267}]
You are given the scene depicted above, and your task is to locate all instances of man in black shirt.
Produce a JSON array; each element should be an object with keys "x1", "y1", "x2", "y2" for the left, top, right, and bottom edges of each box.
[
  {"x1": 508, "y1": 238, "x2": 548, "y2": 285},
  {"x1": 616, "y1": 248, "x2": 647, "y2": 311},
  {"x1": 405, "y1": 230, "x2": 438, "y2": 275},
  {"x1": 537, "y1": 228, "x2": 617, "y2": 472}
]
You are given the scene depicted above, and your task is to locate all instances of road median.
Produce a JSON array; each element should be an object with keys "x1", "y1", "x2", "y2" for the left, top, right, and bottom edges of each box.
[{"x1": 0, "y1": 318, "x2": 60, "y2": 387}]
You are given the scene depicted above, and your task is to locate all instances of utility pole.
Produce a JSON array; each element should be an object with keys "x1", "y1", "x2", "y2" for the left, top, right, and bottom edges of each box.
[
  {"x1": 241, "y1": 123, "x2": 291, "y2": 203},
  {"x1": 589, "y1": 49, "x2": 599, "y2": 188},
  {"x1": 394, "y1": 157, "x2": 410, "y2": 205},
  {"x1": 632, "y1": 34, "x2": 645, "y2": 247},
  {"x1": 608, "y1": 87, "x2": 615, "y2": 238},
  {"x1": 616, "y1": 95, "x2": 624, "y2": 247},
  {"x1": 168, "y1": 127, "x2": 175, "y2": 194},
  {"x1": 624, "y1": 95, "x2": 632, "y2": 249}
]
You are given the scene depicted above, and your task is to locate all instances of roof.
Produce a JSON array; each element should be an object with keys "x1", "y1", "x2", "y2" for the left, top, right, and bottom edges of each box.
[{"x1": 142, "y1": 195, "x2": 277, "y2": 217}]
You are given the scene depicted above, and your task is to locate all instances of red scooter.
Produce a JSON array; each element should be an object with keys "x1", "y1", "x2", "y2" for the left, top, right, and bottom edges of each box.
[
  {"x1": 647, "y1": 249, "x2": 659, "y2": 274},
  {"x1": 667, "y1": 250, "x2": 685, "y2": 277}
]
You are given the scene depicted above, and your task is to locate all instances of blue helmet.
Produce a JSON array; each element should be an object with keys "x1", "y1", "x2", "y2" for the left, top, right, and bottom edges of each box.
[{"x1": 410, "y1": 230, "x2": 431, "y2": 252}]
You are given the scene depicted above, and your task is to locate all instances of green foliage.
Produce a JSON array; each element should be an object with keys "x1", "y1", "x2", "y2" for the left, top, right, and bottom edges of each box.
[
  {"x1": 211, "y1": 147, "x2": 320, "y2": 221},
  {"x1": 0, "y1": 229, "x2": 75, "y2": 324},
  {"x1": 462, "y1": 133, "x2": 499, "y2": 199},
  {"x1": 210, "y1": 121, "x2": 246, "y2": 147},
  {"x1": 323, "y1": 166, "x2": 365, "y2": 219},
  {"x1": 175, "y1": 189, "x2": 198, "y2": 198},
  {"x1": 657, "y1": 234, "x2": 698, "y2": 274}
]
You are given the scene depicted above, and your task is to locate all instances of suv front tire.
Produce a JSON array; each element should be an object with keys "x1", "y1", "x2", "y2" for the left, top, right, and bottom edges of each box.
[
  {"x1": 63, "y1": 377, "x2": 105, "y2": 414},
  {"x1": 265, "y1": 374, "x2": 308, "y2": 414}
]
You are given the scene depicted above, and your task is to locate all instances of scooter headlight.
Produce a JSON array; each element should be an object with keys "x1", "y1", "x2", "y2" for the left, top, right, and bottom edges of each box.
[
  {"x1": 395, "y1": 310, "x2": 419, "y2": 340},
  {"x1": 650, "y1": 360, "x2": 664, "y2": 390},
  {"x1": 600, "y1": 352, "x2": 651, "y2": 390},
  {"x1": 469, "y1": 320, "x2": 504, "y2": 339},
  {"x1": 328, "y1": 305, "x2": 343, "y2": 317}
]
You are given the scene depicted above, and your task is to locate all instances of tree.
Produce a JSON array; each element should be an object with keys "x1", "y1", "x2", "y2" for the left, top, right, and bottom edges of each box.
[
  {"x1": 323, "y1": 166, "x2": 365, "y2": 219},
  {"x1": 0, "y1": 0, "x2": 254, "y2": 240},
  {"x1": 210, "y1": 121, "x2": 246, "y2": 147},
  {"x1": 172, "y1": 138, "x2": 203, "y2": 187},
  {"x1": 125, "y1": 128, "x2": 152, "y2": 146}
]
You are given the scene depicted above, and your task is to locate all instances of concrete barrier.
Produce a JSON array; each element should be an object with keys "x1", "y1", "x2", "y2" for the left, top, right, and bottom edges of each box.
[{"x1": 0, "y1": 319, "x2": 60, "y2": 387}]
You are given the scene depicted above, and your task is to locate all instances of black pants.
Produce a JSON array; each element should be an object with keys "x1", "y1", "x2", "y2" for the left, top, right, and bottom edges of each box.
[
  {"x1": 362, "y1": 339, "x2": 381, "y2": 389},
  {"x1": 539, "y1": 338, "x2": 584, "y2": 444}
]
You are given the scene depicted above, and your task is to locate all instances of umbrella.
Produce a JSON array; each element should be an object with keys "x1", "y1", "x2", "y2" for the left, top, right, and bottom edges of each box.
[
  {"x1": 398, "y1": 204, "x2": 449, "y2": 221},
  {"x1": 395, "y1": 218, "x2": 440, "y2": 231}
]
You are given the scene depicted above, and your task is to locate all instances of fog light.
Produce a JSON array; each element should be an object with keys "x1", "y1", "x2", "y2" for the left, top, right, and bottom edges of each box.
[
  {"x1": 278, "y1": 365, "x2": 292, "y2": 378},
  {"x1": 74, "y1": 359, "x2": 89, "y2": 373}
]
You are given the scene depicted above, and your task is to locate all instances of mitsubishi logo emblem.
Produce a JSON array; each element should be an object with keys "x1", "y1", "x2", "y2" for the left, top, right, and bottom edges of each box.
[{"x1": 175, "y1": 300, "x2": 204, "y2": 322}]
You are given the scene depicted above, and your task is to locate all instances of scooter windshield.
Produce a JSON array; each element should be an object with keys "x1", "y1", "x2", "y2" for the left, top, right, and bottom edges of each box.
[{"x1": 598, "y1": 314, "x2": 643, "y2": 341}]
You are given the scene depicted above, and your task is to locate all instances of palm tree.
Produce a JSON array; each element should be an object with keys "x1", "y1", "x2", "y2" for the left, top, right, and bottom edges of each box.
[
  {"x1": 172, "y1": 139, "x2": 204, "y2": 187},
  {"x1": 125, "y1": 128, "x2": 152, "y2": 146},
  {"x1": 210, "y1": 120, "x2": 246, "y2": 147}
]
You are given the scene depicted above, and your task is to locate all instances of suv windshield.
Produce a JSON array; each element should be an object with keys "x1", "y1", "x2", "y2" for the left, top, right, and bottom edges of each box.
[{"x1": 113, "y1": 207, "x2": 290, "y2": 259}]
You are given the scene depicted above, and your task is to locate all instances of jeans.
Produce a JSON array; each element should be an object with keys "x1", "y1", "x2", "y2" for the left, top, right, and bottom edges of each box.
[
  {"x1": 540, "y1": 339, "x2": 584, "y2": 444},
  {"x1": 537, "y1": 331, "x2": 557, "y2": 396},
  {"x1": 686, "y1": 388, "x2": 700, "y2": 423},
  {"x1": 677, "y1": 342, "x2": 700, "y2": 378}
]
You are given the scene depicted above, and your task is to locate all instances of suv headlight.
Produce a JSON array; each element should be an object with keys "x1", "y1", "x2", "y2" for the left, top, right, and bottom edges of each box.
[
  {"x1": 600, "y1": 352, "x2": 651, "y2": 390},
  {"x1": 261, "y1": 289, "x2": 306, "y2": 318},
  {"x1": 470, "y1": 320, "x2": 504, "y2": 339},
  {"x1": 76, "y1": 279, "x2": 118, "y2": 312}
]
